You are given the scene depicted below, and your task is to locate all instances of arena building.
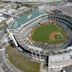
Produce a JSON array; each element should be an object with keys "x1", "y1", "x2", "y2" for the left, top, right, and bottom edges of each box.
[{"x1": 5, "y1": 1, "x2": 72, "y2": 72}]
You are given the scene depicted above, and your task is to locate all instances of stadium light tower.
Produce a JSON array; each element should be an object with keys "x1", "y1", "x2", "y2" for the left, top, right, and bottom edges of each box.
[{"x1": 46, "y1": 56, "x2": 50, "y2": 72}]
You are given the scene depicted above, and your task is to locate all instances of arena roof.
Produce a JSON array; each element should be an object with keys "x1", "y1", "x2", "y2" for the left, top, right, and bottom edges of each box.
[{"x1": 27, "y1": 45, "x2": 42, "y2": 51}]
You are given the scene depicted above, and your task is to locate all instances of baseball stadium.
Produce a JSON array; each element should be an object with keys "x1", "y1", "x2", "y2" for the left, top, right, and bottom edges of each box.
[{"x1": 6, "y1": 2, "x2": 72, "y2": 72}]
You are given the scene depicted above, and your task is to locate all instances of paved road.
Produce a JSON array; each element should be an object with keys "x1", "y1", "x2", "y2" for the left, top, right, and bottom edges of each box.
[
  {"x1": 63, "y1": 65, "x2": 72, "y2": 72},
  {"x1": 0, "y1": 51, "x2": 12, "y2": 72}
]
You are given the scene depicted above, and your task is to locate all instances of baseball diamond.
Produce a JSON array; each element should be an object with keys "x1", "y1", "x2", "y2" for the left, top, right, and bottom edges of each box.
[{"x1": 31, "y1": 23, "x2": 68, "y2": 45}]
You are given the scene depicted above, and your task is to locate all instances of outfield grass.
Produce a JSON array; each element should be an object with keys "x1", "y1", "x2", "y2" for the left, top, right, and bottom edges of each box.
[
  {"x1": 32, "y1": 23, "x2": 67, "y2": 44},
  {"x1": 6, "y1": 45, "x2": 40, "y2": 72}
]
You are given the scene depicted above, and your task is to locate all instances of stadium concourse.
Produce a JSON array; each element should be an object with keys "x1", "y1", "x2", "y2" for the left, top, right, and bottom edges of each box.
[{"x1": 5, "y1": 7, "x2": 72, "y2": 72}]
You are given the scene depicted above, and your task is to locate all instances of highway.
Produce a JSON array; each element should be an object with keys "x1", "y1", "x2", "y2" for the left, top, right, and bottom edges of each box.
[
  {"x1": 63, "y1": 65, "x2": 72, "y2": 72},
  {"x1": 0, "y1": 40, "x2": 21, "y2": 72},
  {"x1": 0, "y1": 49, "x2": 12, "y2": 72}
]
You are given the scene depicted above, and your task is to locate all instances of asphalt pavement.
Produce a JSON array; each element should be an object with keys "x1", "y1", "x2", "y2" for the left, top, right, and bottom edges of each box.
[
  {"x1": 0, "y1": 51, "x2": 12, "y2": 72},
  {"x1": 63, "y1": 65, "x2": 72, "y2": 72}
]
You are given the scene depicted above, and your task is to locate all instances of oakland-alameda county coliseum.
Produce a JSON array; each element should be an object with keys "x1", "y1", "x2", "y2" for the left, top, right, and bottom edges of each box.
[{"x1": 6, "y1": 3, "x2": 72, "y2": 72}]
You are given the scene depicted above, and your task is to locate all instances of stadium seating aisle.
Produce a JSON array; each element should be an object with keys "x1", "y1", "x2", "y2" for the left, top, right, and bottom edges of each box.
[{"x1": 11, "y1": 10, "x2": 44, "y2": 29}]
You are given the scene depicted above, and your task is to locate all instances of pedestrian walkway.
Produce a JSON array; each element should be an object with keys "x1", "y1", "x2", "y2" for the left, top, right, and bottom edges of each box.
[{"x1": 40, "y1": 63, "x2": 47, "y2": 72}]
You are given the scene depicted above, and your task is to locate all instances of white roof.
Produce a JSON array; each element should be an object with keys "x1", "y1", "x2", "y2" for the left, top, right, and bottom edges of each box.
[
  {"x1": 0, "y1": 13, "x2": 3, "y2": 16},
  {"x1": 27, "y1": 45, "x2": 42, "y2": 51},
  {"x1": 0, "y1": 19, "x2": 2, "y2": 22},
  {"x1": 50, "y1": 53, "x2": 70, "y2": 61},
  {"x1": 8, "y1": 9, "x2": 16, "y2": 14},
  {"x1": 67, "y1": 46, "x2": 72, "y2": 49},
  {"x1": 0, "y1": 17, "x2": 6, "y2": 20},
  {"x1": 18, "y1": 6, "x2": 28, "y2": 10},
  {"x1": 0, "y1": 9, "x2": 6, "y2": 12}
]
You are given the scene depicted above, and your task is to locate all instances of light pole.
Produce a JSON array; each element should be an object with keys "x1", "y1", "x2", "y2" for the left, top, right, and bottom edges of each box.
[{"x1": 45, "y1": 56, "x2": 50, "y2": 72}]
